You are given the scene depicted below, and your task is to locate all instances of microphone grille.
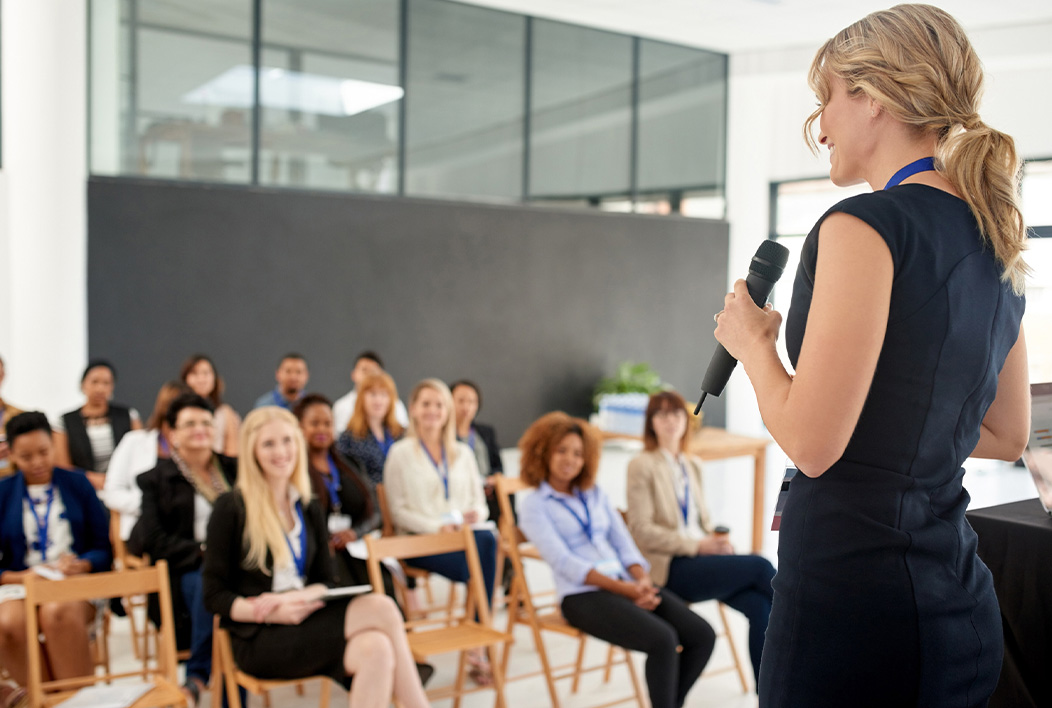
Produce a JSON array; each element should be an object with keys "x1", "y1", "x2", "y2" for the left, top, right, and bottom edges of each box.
[{"x1": 756, "y1": 239, "x2": 790, "y2": 270}]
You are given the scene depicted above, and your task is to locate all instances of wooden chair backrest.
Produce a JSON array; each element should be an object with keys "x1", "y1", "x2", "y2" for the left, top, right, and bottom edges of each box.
[
  {"x1": 24, "y1": 561, "x2": 180, "y2": 704},
  {"x1": 365, "y1": 526, "x2": 494, "y2": 627},
  {"x1": 375, "y1": 483, "x2": 395, "y2": 536},
  {"x1": 494, "y1": 475, "x2": 531, "y2": 547}
]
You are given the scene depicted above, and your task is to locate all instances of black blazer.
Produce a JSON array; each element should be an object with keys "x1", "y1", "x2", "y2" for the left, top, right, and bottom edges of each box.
[
  {"x1": 62, "y1": 404, "x2": 133, "y2": 472},
  {"x1": 473, "y1": 422, "x2": 503, "y2": 475},
  {"x1": 203, "y1": 490, "x2": 335, "y2": 642},
  {"x1": 307, "y1": 447, "x2": 381, "y2": 539},
  {"x1": 135, "y1": 455, "x2": 237, "y2": 576}
]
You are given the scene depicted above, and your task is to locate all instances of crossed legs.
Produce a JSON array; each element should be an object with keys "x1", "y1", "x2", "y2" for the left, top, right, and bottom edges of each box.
[
  {"x1": 342, "y1": 593, "x2": 428, "y2": 708},
  {"x1": 0, "y1": 599, "x2": 94, "y2": 686}
]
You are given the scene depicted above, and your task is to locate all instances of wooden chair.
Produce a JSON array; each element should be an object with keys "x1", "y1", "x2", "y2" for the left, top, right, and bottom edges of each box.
[
  {"x1": 211, "y1": 615, "x2": 331, "y2": 708},
  {"x1": 614, "y1": 510, "x2": 750, "y2": 694},
  {"x1": 494, "y1": 476, "x2": 645, "y2": 708},
  {"x1": 375, "y1": 483, "x2": 458, "y2": 622},
  {"x1": 365, "y1": 527, "x2": 511, "y2": 708},
  {"x1": 23, "y1": 560, "x2": 187, "y2": 708},
  {"x1": 110, "y1": 510, "x2": 152, "y2": 662}
]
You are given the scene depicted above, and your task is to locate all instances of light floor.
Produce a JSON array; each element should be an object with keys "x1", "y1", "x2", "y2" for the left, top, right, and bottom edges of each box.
[{"x1": 99, "y1": 450, "x2": 1035, "y2": 708}]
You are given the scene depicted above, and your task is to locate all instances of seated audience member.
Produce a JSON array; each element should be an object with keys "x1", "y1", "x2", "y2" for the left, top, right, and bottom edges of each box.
[
  {"x1": 332, "y1": 351, "x2": 409, "y2": 432},
  {"x1": 337, "y1": 372, "x2": 404, "y2": 485},
  {"x1": 383, "y1": 378, "x2": 497, "y2": 684},
  {"x1": 293, "y1": 394, "x2": 385, "y2": 588},
  {"x1": 53, "y1": 359, "x2": 142, "y2": 490},
  {"x1": 0, "y1": 354, "x2": 25, "y2": 477},
  {"x1": 136, "y1": 393, "x2": 235, "y2": 706},
  {"x1": 626, "y1": 391, "x2": 774, "y2": 687},
  {"x1": 203, "y1": 407, "x2": 429, "y2": 708},
  {"x1": 180, "y1": 354, "x2": 241, "y2": 456},
  {"x1": 450, "y1": 380, "x2": 504, "y2": 522},
  {"x1": 253, "y1": 353, "x2": 309, "y2": 411},
  {"x1": 103, "y1": 381, "x2": 188, "y2": 548},
  {"x1": 0, "y1": 412, "x2": 112, "y2": 706},
  {"x1": 518, "y1": 412, "x2": 716, "y2": 708}
]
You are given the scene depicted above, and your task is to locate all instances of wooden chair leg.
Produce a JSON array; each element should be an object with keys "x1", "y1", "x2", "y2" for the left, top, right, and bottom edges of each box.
[
  {"x1": 624, "y1": 648, "x2": 646, "y2": 707},
  {"x1": 320, "y1": 677, "x2": 331, "y2": 707},
  {"x1": 718, "y1": 602, "x2": 751, "y2": 693},
  {"x1": 487, "y1": 643, "x2": 507, "y2": 708},
  {"x1": 570, "y1": 636, "x2": 587, "y2": 693},
  {"x1": 452, "y1": 650, "x2": 468, "y2": 708},
  {"x1": 603, "y1": 643, "x2": 616, "y2": 683}
]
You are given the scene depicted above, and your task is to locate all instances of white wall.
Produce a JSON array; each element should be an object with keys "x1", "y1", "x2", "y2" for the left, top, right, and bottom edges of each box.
[{"x1": 0, "y1": 1, "x2": 88, "y2": 418}]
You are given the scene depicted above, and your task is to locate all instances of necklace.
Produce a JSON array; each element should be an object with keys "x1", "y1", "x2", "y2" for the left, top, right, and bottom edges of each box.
[{"x1": 171, "y1": 450, "x2": 229, "y2": 503}]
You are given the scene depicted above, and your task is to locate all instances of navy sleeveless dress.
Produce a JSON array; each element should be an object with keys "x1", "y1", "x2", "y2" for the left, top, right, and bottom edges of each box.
[{"x1": 758, "y1": 185, "x2": 1023, "y2": 707}]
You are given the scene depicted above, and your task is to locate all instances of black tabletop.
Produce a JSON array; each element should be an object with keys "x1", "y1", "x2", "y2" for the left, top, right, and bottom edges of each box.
[{"x1": 967, "y1": 498, "x2": 1052, "y2": 708}]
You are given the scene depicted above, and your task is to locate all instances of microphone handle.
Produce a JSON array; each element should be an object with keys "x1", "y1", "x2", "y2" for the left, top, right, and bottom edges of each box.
[{"x1": 700, "y1": 273, "x2": 777, "y2": 398}]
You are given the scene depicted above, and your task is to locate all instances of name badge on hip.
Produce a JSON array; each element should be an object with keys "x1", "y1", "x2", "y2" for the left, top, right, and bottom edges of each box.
[
  {"x1": 771, "y1": 463, "x2": 799, "y2": 531},
  {"x1": 328, "y1": 514, "x2": 352, "y2": 534}
]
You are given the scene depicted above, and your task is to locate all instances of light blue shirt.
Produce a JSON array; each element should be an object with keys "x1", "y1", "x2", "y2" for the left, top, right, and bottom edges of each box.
[
  {"x1": 253, "y1": 387, "x2": 301, "y2": 411},
  {"x1": 518, "y1": 480, "x2": 649, "y2": 602}
]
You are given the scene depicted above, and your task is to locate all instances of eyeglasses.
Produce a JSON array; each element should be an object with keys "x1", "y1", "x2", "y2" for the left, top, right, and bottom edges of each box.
[{"x1": 177, "y1": 420, "x2": 214, "y2": 430}]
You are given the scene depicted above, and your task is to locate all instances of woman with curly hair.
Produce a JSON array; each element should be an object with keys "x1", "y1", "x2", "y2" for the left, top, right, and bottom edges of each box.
[{"x1": 517, "y1": 411, "x2": 715, "y2": 708}]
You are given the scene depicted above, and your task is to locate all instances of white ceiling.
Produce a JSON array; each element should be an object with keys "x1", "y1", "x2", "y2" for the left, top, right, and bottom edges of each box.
[{"x1": 455, "y1": 0, "x2": 1052, "y2": 54}]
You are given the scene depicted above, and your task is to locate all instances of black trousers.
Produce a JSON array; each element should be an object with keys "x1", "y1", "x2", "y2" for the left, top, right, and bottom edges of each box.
[{"x1": 561, "y1": 589, "x2": 715, "y2": 708}]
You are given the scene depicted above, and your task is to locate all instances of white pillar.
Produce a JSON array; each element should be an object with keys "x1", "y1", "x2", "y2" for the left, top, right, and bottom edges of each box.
[{"x1": 1, "y1": 1, "x2": 89, "y2": 417}]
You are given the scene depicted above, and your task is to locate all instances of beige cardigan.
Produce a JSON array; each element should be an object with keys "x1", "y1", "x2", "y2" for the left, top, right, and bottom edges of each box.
[
  {"x1": 383, "y1": 437, "x2": 488, "y2": 535},
  {"x1": 625, "y1": 449, "x2": 713, "y2": 586}
]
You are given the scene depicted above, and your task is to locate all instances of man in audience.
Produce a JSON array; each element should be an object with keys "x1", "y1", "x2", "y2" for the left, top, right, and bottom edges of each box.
[
  {"x1": 253, "y1": 353, "x2": 309, "y2": 411},
  {"x1": 332, "y1": 350, "x2": 408, "y2": 432}
]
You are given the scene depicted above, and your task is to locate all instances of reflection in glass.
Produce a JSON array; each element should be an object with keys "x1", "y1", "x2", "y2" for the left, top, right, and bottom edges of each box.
[
  {"x1": 528, "y1": 20, "x2": 632, "y2": 202},
  {"x1": 260, "y1": 0, "x2": 401, "y2": 192},
  {"x1": 91, "y1": 0, "x2": 254, "y2": 183},
  {"x1": 637, "y1": 40, "x2": 727, "y2": 198},
  {"x1": 404, "y1": 0, "x2": 525, "y2": 200}
]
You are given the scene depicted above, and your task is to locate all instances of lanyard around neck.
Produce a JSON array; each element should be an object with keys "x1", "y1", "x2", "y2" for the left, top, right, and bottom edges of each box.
[
  {"x1": 420, "y1": 440, "x2": 449, "y2": 498},
  {"x1": 24, "y1": 484, "x2": 56, "y2": 558},
  {"x1": 674, "y1": 459, "x2": 691, "y2": 526},
  {"x1": 284, "y1": 500, "x2": 307, "y2": 578},
  {"x1": 884, "y1": 156, "x2": 935, "y2": 190},
  {"x1": 323, "y1": 454, "x2": 342, "y2": 512},
  {"x1": 553, "y1": 489, "x2": 593, "y2": 542}
]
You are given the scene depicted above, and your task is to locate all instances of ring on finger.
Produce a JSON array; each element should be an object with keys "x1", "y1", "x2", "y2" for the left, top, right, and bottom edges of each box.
[{"x1": 713, "y1": 310, "x2": 724, "y2": 323}]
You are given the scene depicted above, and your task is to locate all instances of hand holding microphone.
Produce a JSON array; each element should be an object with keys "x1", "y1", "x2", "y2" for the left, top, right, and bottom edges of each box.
[
  {"x1": 695, "y1": 239, "x2": 789, "y2": 413},
  {"x1": 715, "y1": 280, "x2": 783, "y2": 359}
]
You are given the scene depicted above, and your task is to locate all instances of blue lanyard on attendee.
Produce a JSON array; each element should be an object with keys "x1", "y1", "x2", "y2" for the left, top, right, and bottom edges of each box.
[
  {"x1": 159, "y1": 435, "x2": 170, "y2": 456},
  {"x1": 675, "y1": 460, "x2": 691, "y2": 526},
  {"x1": 284, "y1": 500, "x2": 307, "y2": 578},
  {"x1": 324, "y1": 454, "x2": 342, "y2": 513},
  {"x1": 884, "y1": 156, "x2": 935, "y2": 190},
  {"x1": 465, "y1": 429, "x2": 476, "y2": 451},
  {"x1": 379, "y1": 430, "x2": 395, "y2": 458},
  {"x1": 420, "y1": 441, "x2": 449, "y2": 498},
  {"x1": 24, "y1": 484, "x2": 56, "y2": 557},
  {"x1": 554, "y1": 490, "x2": 593, "y2": 542}
]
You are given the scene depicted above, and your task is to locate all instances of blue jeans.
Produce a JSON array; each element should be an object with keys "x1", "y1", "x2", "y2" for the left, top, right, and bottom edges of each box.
[
  {"x1": 405, "y1": 528, "x2": 498, "y2": 610},
  {"x1": 664, "y1": 553, "x2": 775, "y2": 685},
  {"x1": 178, "y1": 569, "x2": 213, "y2": 684}
]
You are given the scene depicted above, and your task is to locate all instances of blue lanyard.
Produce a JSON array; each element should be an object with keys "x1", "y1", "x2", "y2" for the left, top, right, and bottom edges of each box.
[
  {"x1": 284, "y1": 501, "x2": 307, "y2": 578},
  {"x1": 554, "y1": 490, "x2": 593, "y2": 542},
  {"x1": 323, "y1": 454, "x2": 342, "y2": 512},
  {"x1": 884, "y1": 156, "x2": 935, "y2": 190},
  {"x1": 420, "y1": 441, "x2": 449, "y2": 498},
  {"x1": 675, "y1": 460, "x2": 691, "y2": 526},
  {"x1": 24, "y1": 484, "x2": 56, "y2": 558},
  {"x1": 159, "y1": 435, "x2": 170, "y2": 456},
  {"x1": 465, "y1": 429, "x2": 476, "y2": 451},
  {"x1": 379, "y1": 430, "x2": 395, "y2": 458}
]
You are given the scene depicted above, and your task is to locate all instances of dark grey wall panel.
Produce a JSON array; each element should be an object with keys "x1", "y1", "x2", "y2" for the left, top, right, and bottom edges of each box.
[{"x1": 87, "y1": 177, "x2": 729, "y2": 444}]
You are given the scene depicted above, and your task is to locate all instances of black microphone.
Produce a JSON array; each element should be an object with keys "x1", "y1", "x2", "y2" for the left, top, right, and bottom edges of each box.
[{"x1": 694, "y1": 239, "x2": 790, "y2": 414}]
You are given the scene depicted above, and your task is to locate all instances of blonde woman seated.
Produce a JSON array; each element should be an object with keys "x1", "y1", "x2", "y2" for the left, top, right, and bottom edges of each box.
[
  {"x1": 518, "y1": 412, "x2": 715, "y2": 708},
  {"x1": 625, "y1": 390, "x2": 774, "y2": 686},
  {"x1": 0, "y1": 412, "x2": 112, "y2": 708},
  {"x1": 382, "y1": 379, "x2": 497, "y2": 684},
  {"x1": 202, "y1": 407, "x2": 428, "y2": 708}
]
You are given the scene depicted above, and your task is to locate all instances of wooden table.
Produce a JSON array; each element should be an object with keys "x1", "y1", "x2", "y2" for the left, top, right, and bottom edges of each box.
[
  {"x1": 688, "y1": 427, "x2": 771, "y2": 554},
  {"x1": 603, "y1": 426, "x2": 771, "y2": 553}
]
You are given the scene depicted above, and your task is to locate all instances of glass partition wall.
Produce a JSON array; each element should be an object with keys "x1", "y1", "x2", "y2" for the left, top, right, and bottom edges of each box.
[{"x1": 89, "y1": 0, "x2": 727, "y2": 217}]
